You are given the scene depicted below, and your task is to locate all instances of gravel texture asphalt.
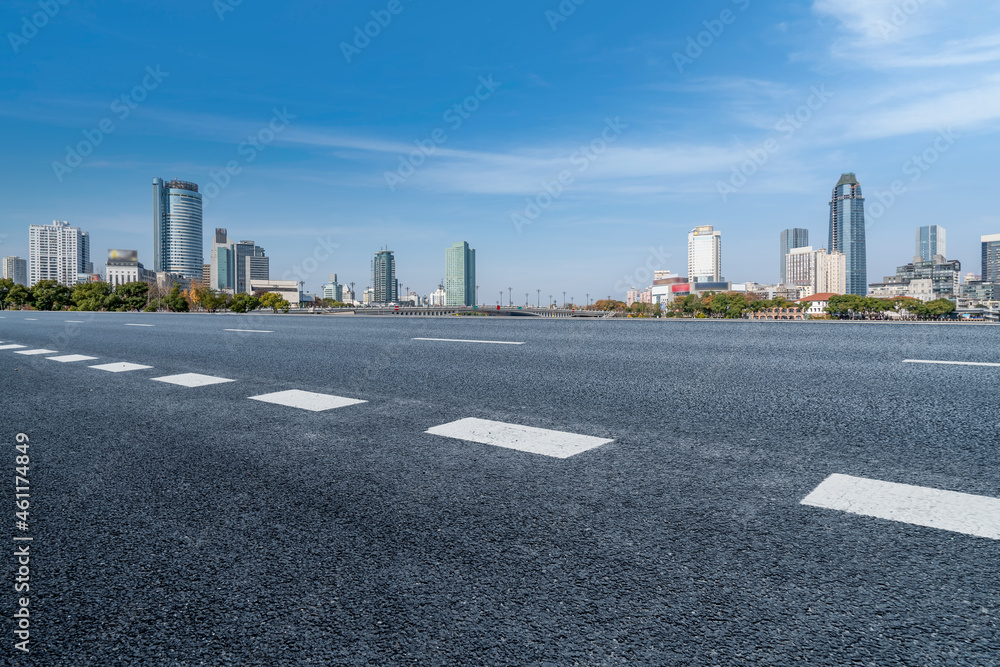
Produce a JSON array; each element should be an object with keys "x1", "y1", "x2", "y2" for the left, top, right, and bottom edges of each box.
[{"x1": 1, "y1": 312, "x2": 999, "y2": 665}]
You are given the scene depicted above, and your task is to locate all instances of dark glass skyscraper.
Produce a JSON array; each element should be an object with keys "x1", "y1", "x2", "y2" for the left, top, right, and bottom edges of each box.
[
  {"x1": 828, "y1": 173, "x2": 867, "y2": 296},
  {"x1": 779, "y1": 228, "x2": 809, "y2": 285},
  {"x1": 372, "y1": 249, "x2": 397, "y2": 303},
  {"x1": 916, "y1": 225, "x2": 946, "y2": 262}
]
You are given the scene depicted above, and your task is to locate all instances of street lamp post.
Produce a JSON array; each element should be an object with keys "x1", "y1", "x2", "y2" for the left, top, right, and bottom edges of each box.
[
  {"x1": 525, "y1": 292, "x2": 528, "y2": 307},
  {"x1": 476, "y1": 285, "x2": 480, "y2": 305},
  {"x1": 586, "y1": 293, "x2": 589, "y2": 309},
  {"x1": 508, "y1": 287, "x2": 512, "y2": 307},
  {"x1": 537, "y1": 289, "x2": 540, "y2": 308},
  {"x1": 499, "y1": 291, "x2": 503, "y2": 307},
  {"x1": 563, "y1": 291, "x2": 566, "y2": 308}
]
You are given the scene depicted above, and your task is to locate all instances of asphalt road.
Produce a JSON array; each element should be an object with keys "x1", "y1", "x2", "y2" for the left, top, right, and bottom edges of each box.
[{"x1": 2, "y1": 312, "x2": 999, "y2": 665}]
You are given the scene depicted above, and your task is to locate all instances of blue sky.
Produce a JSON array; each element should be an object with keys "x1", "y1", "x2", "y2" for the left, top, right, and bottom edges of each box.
[{"x1": 2, "y1": 0, "x2": 999, "y2": 301}]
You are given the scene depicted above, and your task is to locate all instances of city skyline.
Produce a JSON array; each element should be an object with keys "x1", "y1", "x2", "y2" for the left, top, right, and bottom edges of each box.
[{"x1": 3, "y1": 3, "x2": 999, "y2": 299}]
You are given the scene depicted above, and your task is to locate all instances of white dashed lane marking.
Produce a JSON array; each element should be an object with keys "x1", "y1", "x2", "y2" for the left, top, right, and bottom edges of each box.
[
  {"x1": 125, "y1": 324, "x2": 155, "y2": 327},
  {"x1": 47, "y1": 355, "x2": 99, "y2": 363},
  {"x1": 0, "y1": 344, "x2": 27, "y2": 350},
  {"x1": 801, "y1": 474, "x2": 1000, "y2": 540},
  {"x1": 413, "y1": 338, "x2": 525, "y2": 345},
  {"x1": 25, "y1": 318, "x2": 37, "y2": 321},
  {"x1": 65, "y1": 320, "x2": 84, "y2": 323},
  {"x1": 426, "y1": 418, "x2": 613, "y2": 459},
  {"x1": 16, "y1": 349, "x2": 57, "y2": 356},
  {"x1": 152, "y1": 373, "x2": 235, "y2": 388},
  {"x1": 904, "y1": 359, "x2": 1000, "y2": 368},
  {"x1": 90, "y1": 362, "x2": 153, "y2": 373},
  {"x1": 225, "y1": 329, "x2": 274, "y2": 333},
  {"x1": 249, "y1": 390, "x2": 366, "y2": 412}
]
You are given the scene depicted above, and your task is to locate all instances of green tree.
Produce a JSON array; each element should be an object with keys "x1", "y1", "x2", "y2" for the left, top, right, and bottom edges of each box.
[
  {"x1": 115, "y1": 282, "x2": 150, "y2": 312},
  {"x1": 260, "y1": 292, "x2": 290, "y2": 313},
  {"x1": 200, "y1": 289, "x2": 231, "y2": 313},
  {"x1": 6, "y1": 283, "x2": 31, "y2": 310},
  {"x1": 164, "y1": 285, "x2": 189, "y2": 312},
  {"x1": 0, "y1": 278, "x2": 14, "y2": 310},
  {"x1": 72, "y1": 281, "x2": 113, "y2": 311},
  {"x1": 230, "y1": 293, "x2": 260, "y2": 313},
  {"x1": 31, "y1": 280, "x2": 72, "y2": 311}
]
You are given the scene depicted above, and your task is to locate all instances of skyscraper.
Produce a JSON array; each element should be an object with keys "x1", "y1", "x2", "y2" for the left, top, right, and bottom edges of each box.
[
  {"x1": 779, "y1": 228, "x2": 809, "y2": 285},
  {"x1": 209, "y1": 228, "x2": 234, "y2": 292},
  {"x1": 371, "y1": 249, "x2": 397, "y2": 303},
  {"x1": 445, "y1": 241, "x2": 476, "y2": 306},
  {"x1": 2, "y1": 256, "x2": 28, "y2": 286},
  {"x1": 916, "y1": 225, "x2": 946, "y2": 262},
  {"x1": 785, "y1": 247, "x2": 846, "y2": 296},
  {"x1": 982, "y1": 234, "x2": 1000, "y2": 282},
  {"x1": 828, "y1": 173, "x2": 867, "y2": 296},
  {"x1": 687, "y1": 225, "x2": 722, "y2": 283},
  {"x1": 28, "y1": 220, "x2": 90, "y2": 286},
  {"x1": 153, "y1": 178, "x2": 203, "y2": 279},
  {"x1": 234, "y1": 240, "x2": 265, "y2": 294}
]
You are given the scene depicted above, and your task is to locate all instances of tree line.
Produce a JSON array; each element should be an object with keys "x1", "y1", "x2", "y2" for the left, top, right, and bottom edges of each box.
[
  {"x1": 584, "y1": 292, "x2": 957, "y2": 320},
  {"x1": 0, "y1": 279, "x2": 295, "y2": 314}
]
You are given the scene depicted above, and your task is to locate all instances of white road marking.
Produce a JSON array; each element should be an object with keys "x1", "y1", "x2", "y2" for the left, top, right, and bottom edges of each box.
[
  {"x1": 16, "y1": 349, "x2": 57, "y2": 356},
  {"x1": 65, "y1": 320, "x2": 84, "y2": 323},
  {"x1": 47, "y1": 355, "x2": 99, "y2": 363},
  {"x1": 0, "y1": 344, "x2": 27, "y2": 350},
  {"x1": 904, "y1": 359, "x2": 1000, "y2": 368},
  {"x1": 89, "y1": 362, "x2": 153, "y2": 373},
  {"x1": 25, "y1": 318, "x2": 37, "y2": 321},
  {"x1": 249, "y1": 390, "x2": 367, "y2": 412},
  {"x1": 125, "y1": 324, "x2": 155, "y2": 327},
  {"x1": 152, "y1": 373, "x2": 235, "y2": 387},
  {"x1": 413, "y1": 338, "x2": 525, "y2": 345},
  {"x1": 224, "y1": 329, "x2": 274, "y2": 333},
  {"x1": 426, "y1": 418, "x2": 613, "y2": 459},
  {"x1": 801, "y1": 474, "x2": 1000, "y2": 540}
]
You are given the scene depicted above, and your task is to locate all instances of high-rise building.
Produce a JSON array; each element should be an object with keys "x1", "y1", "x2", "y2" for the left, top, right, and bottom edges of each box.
[
  {"x1": 371, "y1": 249, "x2": 397, "y2": 303},
  {"x1": 916, "y1": 225, "x2": 946, "y2": 262},
  {"x1": 445, "y1": 241, "x2": 476, "y2": 306},
  {"x1": 869, "y1": 256, "x2": 962, "y2": 301},
  {"x1": 779, "y1": 228, "x2": 809, "y2": 285},
  {"x1": 688, "y1": 225, "x2": 722, "y2": 283},
  {"x1": 2, "y1": 256, "x2": 28, "y2": 286},
  {"x1": 153, "y1": 178, "x2": 203, "y2": 278},
  {"x1": 785, "y1": 247, "x2": 847, "y2": 297},
  {"x1": 246, "y1": 253, "x2": 269, "y2": 290},
  {"x1": 234, "y1": 240, "x2": 265, "y2": 294},
  {"x1": 321, "y1": 274, "x2": 344, "y2": 301},
  {"x1": 28, "y1": 220, "x2": 90, "y2": 286},
  {"x1": 982, "y1": 234, "x2": 1000, "y2": 282},
  {"x1": 828, "y1": 173, "x2": 867, "y2": 296},
  {"x1": 209, "y1": 228, "x2": 234, "y2": 292}
]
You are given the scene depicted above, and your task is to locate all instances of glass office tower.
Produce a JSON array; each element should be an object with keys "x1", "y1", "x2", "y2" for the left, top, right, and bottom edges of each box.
[
  {"x1": 916, "y1": 225, "x2": 946, "y2": 262},
  {"x1": 828, "y1": 173, "x2": 867, "y2": 296},
  {"x1": 153, "y1": 178, "x2": 203, "y2": 279},
  {"x1": 445, "y1": 241, "x2": 476, "y2": 306}
]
